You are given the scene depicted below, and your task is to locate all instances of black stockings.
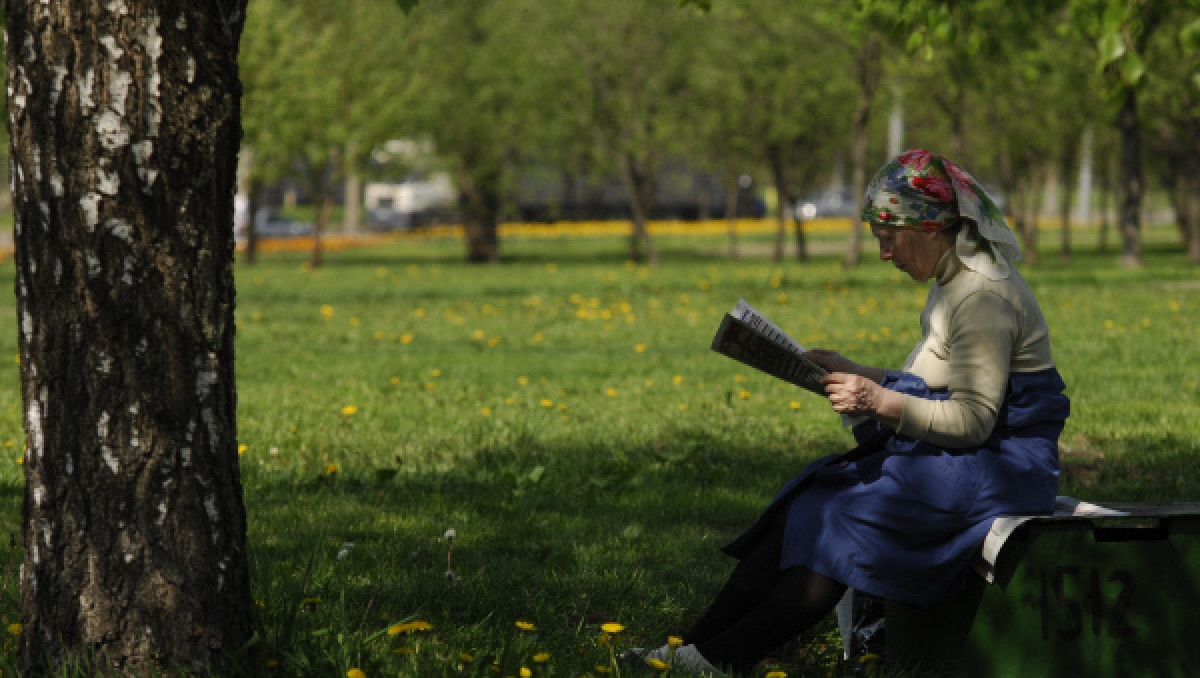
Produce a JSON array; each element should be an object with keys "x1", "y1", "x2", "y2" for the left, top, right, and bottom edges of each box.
[{"x1": 683, "y1": 514, "x2": 846, "y2": 674}]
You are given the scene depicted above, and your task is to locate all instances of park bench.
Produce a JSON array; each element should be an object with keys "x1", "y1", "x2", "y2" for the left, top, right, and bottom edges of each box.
[{"x1": 837, "y1": 497, "x2": 1200, "y2": 678}]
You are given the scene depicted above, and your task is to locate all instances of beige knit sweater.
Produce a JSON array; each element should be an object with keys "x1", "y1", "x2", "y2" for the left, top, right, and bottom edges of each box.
[{"x1": 896, "y1": 250, "x2": 1056, "y2": 447}]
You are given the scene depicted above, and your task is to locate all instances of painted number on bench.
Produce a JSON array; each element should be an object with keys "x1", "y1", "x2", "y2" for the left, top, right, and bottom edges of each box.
[{"x1": 1038, "y1": 566, "x2": 1136, "y2": 641}]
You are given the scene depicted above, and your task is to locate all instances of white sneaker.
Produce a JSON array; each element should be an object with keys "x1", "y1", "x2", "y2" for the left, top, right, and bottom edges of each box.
[{"x1": 641, "y1": 644, "x2": 721, "y2": 675}]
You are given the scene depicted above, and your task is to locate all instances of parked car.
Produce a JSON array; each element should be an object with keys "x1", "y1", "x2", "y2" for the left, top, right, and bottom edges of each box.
[
  {"x1": 794, "y1": 188, "x2": 855, "y2": 220},
  {"x1": 234, "y1": 207, "x2": 314, "y2": 240}
]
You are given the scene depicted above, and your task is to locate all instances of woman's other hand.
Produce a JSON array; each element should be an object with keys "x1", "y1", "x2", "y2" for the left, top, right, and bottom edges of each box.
[{"x1": 821, "y1": 373, "x2": 904, "y2": 426}]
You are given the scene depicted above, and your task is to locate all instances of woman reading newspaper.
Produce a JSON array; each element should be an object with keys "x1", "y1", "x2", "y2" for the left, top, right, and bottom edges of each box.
[{"x1": 631, "y1": 150, "x2": 1070, "y2": 675}]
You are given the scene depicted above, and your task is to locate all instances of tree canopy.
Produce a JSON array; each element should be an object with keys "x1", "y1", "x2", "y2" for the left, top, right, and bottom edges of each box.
[{"x1": 236, "y1": 0, "x2": 1200, "y2": 266}]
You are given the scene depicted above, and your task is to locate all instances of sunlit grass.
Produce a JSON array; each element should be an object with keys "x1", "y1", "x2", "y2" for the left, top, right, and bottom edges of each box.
[{"x1": 0, "y1": 227, "x2": 1196, "y2": 676}]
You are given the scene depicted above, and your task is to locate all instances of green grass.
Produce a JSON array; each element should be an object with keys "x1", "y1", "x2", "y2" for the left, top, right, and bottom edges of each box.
[{"x1": 0, "y1": 228, "x2": 1197, "y2": 677}]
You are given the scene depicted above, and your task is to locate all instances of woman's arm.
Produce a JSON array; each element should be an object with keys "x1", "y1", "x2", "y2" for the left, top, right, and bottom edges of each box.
[
  {"x1": 894, "y1": 291, "x2": 1016, "y2": 446},
  {"x1": 820, "y1": 290, "x2": 1019, "y2": 447}
]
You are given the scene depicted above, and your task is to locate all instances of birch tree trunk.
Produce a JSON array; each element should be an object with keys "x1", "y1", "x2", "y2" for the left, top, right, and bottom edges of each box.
[
  {"x1": 6, "y1": 1, "x2": 253, "y2": 674},
  {"x1": 845, "y1": 35, "x2": 878, "y2": 269}
]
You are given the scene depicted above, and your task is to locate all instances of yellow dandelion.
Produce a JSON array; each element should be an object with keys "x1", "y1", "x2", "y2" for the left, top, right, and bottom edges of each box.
[
  {"x1": 390, "y1": 376, "x2": 401, "y2": 384},
  {"x1": 346, "y1": 669, "x2": 366, "y2": 678},
  {"x1": 414, "y1": 308, "x2": 426, "y2": 317},
  {"x1": 667, "y1": 635, "x2": 683, "y2": 648},
  {"x1": 237, "y1": 444, "x2": 248, "y2": 455},
  {"x1": 557, "y1": 403, "x2": 567, "y2": 411},
  {"x1": 388, "y1": 620, "x2": 432, "y2": 635},
  {"x1": 400, "y1": 333, "x2": 414, "y2": 344},
  {"x1": 488, "y1": 336, "x2": 501, "y2": 347},
  {"x1": 1141, "y1": 317, "x2": 1151, "y2": 327},
  {"x1": 1168, "y1": 299, "x2": 1180, "y2": 311},
  {"x1": 472, "y1": 329, "x2": 486, "y2": 340},
  {"x1": 341, "y1": 405, "x2": 358, "y2": 416},
  {"x1": 373, "y1": 331, "x2": 385, "y2": 340},
  {"x1": 789, "y1": 401, "x2": 802, "y2": 410},
  {"x1": 533, "y1": 652, "x2": 551, "y2": 663},
  {"x1": 481, "y1": 407, "x2": 492, "y2": 417},
  {"x1": 765, "y1": 672, "x2": 788, "y2": 678},
  {"x1": 540, "y1": 399, "x2": 554, "y2": 408},
  {"x1": 520, "y1": 669, "x2": 532, "y2": 678},
  {"x1": 325, "y1": 463, "x2": 340, "y2": 475},
  {"x1": 531, "y1": 332, "x2": 544, "y2": 343},
  {"x1": 677, "y1": 403, "x2": 688, "y2": 411},
  {"x1": 646, "y1": 658, "x2": 670, "y2": 672},
  {"x1": 605, "y1": 388, "x2": 618, "y2": 397},
  {"x1": 516, "y1": 620, "x2": 537, "y2": 632},
  {"x1": 320, "y1": 305, "x2": 335, "y2": 319},
  {"x1": 518, "y1": 376, "x2": 530, "y2": 386},
  {"x1": 673, "y1": 375, "x2": 684, "y2": 385},
  {"x1": 5, "y1": 440, "x2": 14, "y2": 448},
  {"x1": 460, "y1": 653, "x2": 475, "y2": 663},
  {"x1": 431, "y1": 369, "x2": 442, "y2": 377},
  {"x1": 738, "y1": 390, "x2": 751, "y2": 399},
  {"x1": 7, "y1": 623, "x2": 22, "y2": 635},
  {"x1": 595, "y1": 666, "x2": 612, "y2": 675},
  {"x1": 634, "y1": 343, "x2": 646, "y2": 353}
]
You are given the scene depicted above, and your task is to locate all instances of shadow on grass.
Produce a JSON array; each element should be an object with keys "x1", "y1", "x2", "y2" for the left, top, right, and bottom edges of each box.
[{"x1": 241, "y1": 430, "x2": 1200, "y2": 656}]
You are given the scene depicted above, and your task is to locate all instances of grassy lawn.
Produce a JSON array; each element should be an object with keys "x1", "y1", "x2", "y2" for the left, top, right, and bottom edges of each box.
[{"x1": 0, "y1": 227, "x2": 1196, "y2": 676}]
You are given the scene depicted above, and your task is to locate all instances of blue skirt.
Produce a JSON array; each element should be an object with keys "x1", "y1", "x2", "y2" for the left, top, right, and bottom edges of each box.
[{"x1": 723, "y1": 369, "x2": 1070, "y2": 606}]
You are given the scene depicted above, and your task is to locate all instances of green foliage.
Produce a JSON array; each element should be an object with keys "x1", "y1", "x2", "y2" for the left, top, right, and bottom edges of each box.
[{"x1": 1, "y1": 227, "x2": 1198, "y2": 675}]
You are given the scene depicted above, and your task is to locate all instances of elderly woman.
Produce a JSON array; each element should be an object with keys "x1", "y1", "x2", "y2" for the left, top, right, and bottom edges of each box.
[{"x1": 638, "y1": 150, "x2": 1070, "y2": 674}]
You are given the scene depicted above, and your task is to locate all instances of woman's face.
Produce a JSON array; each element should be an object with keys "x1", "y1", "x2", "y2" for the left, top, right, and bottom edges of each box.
[{"x1": 870, "y1": 224, "x2": 950, "y2": 282}]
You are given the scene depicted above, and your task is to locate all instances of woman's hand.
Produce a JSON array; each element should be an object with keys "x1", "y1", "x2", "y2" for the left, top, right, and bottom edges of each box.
[
  {"x1": 821, "y1": 373, "x2": 904, "y2": 427},
  {"x1": 821, "y1": 373, "x2": 882, "y2": 415}
]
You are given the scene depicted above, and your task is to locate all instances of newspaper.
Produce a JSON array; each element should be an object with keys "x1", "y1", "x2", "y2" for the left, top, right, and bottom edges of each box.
[
  {"x1": 711, "y1": 299, "x2": 827, "y2": 395},
  {"x1": 712, "y1": 299, "x2": 864, "y2": 426}
]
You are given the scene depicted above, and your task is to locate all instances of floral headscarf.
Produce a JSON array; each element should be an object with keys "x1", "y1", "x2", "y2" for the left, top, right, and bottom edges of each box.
[{"x1": 862, "y1": 149, "x2": 1020, "y2": 280}]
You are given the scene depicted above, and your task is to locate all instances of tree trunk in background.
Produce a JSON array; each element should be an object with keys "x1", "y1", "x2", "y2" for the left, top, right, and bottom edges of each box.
[
  {"x1": 1058, "y1": 138, "x2": 1076, "y2": 264},
  {"x1": 1117, "y1": 90, "x2": 1143, "y2": 267},
  {"x1": 724, "y1": 175, "x2": 739, "y2": 259},
  {"x1": 949, "y1": 66, "x2": 967, "y2": 160},
  {"x1": 460, "y1": 177, "x2": 501, "y2": 263},
  {"x1": 619, "y1": 153, "x2": 658, "y2": 265},
  {"x1": 1182, "y1": 173, "x2": 1200, "y2": 265},
  {"x1": 1010, "y1": 157, "x2": 1041, "y2": 266},
  {"x1": 237, "y1": 147, "x2": 259, "y2": 265},
  {"x1": 767, "y1": 142, "x2": 803, "y2": 262},
  {"x1": 311, "y1": 193, "x2": 332, "y2": 270},
  {"x1": 7, "y1": 2, "x2": 253, "y2": 674},
  {"x1": 1098, "y1": 151, "x2": 1114, "y2": 253},
  {"x1": 1189, "y1": 188, "x2": 1200, "y2": 265},
  {"x1": 343, "y1": 140, "x2": 362, "y2": 234},
  {"x1": 845, "y1": 35, "x2": 879, "y2": 269},
  {"x1": 245, "y1": 177, "x2": 262, "y2": 266}
]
